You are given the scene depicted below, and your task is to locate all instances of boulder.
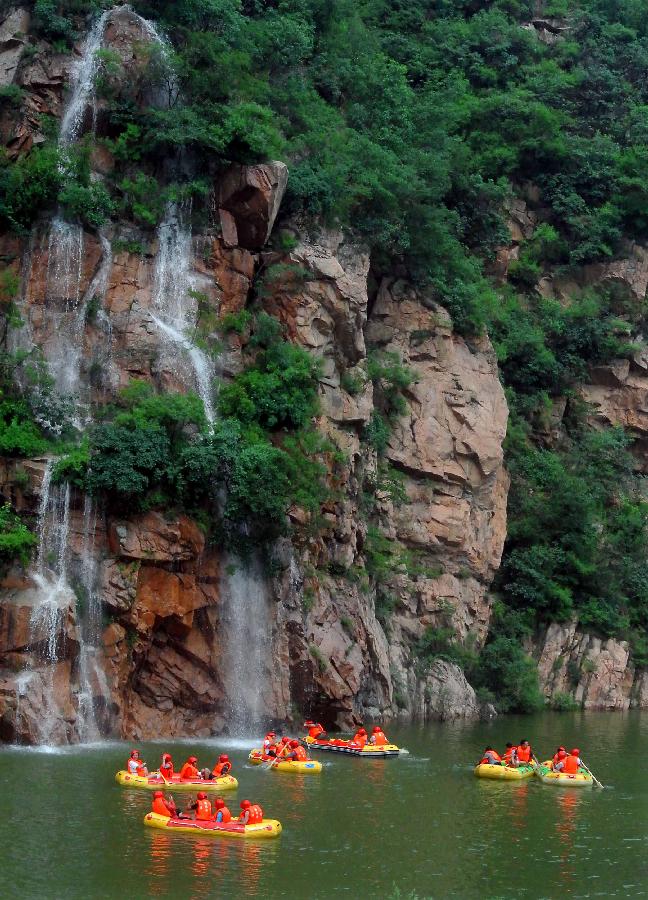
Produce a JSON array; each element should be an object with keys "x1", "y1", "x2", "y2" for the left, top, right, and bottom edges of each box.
[
  {"x1": 218, "y1": 162, "x2": 288, "y2": 250},
  {"x1": 108, "y1": 512, "x2": 205, "y2": 562}
]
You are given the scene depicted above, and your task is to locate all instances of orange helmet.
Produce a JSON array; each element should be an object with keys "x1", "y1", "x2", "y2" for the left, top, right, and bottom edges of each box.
[
  {"x1": 240, "y1": 800, "x2": 251, "y2": 810},
  {"x1": 197, "y1": 791, "x2": 207, "y2": 800},
  {"x1": 153, "y1": 790, "x2": 164, "y2": 798}
]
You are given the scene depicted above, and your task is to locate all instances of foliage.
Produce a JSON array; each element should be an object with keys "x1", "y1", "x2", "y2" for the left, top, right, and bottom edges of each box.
[{"x1": 0, "y1": 503, "x2": 37, "y2": 567}]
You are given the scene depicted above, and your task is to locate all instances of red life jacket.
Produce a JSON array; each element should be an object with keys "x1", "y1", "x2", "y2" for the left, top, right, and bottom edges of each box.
[
  {"x1": 480, "y1": 750, "x2": 502, "y2": 764},
  {"x1": 516, "y1": 745, "x2": 532, "y2": 764},
  {"x1": 127, "y1": 758, "x2": 144, "y2": 775},
  {"x1": 292, "y1": 745, "x2": 307, "y2": 761},
  {"x1": 152, "y1": 797, "x2": 173, "y2": 817},
  {"x1": 160, "y1": 763, "x2": 174, "y2": 780},
  {"x1": 217, "y1": 806, "x2": 231, "y2": 824},
  {"x1": 353, "y1": 733, "x2": 367, "y2": 747},
  {"x1": 503, "y1": 748, "x2": 514, "y2": 763},
  {"x1": 308, "y1": 724, "x2": 325, "y2": 739},
  {"x1": 179, "y1": 763, "x2": 199, "y2": 780},
  {"x1": 562, "y1": 755, "x2": 579, "y2": 774},
  {"x1": 372, "y1": 731, "x2": 387, "y2": 746},
  {"x1": 212, "y1": 762, "x2": 231, "y2": 777},
  {"x1": 196, "y1": 798, "x2": 213, "y2": 820}
]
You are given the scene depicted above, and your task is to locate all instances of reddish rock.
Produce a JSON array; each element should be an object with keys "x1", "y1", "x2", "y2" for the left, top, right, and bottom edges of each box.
[
  {"x1": 218, "y1": 162, "x2": 288, "y2": 250},
  {"x1": 108, "y1": 512, "x2": 205, "y2": 561}
]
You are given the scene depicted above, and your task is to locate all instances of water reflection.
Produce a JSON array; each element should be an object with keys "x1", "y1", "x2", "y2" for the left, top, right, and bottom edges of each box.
[{"x1": 555, "y1": 790, "x2": 581, "y2": 890}]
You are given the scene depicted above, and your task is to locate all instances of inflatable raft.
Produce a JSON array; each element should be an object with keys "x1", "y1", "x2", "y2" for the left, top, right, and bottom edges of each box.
[
  {"x1": 535, "y1": 760, "x2": 593, "y2": 788},
  {"x1": 248, "y1": 750, "x2": 322, "y2": 773},
  {"x1": 303, "y1": 735, "x2": 400, "y2": 758},
  {"x1": 115, "y1": 771, "x2": 238, "y2": 792},
  {"x1": 473, "y1": 763, "x2": 535, "y2": 781},
  {"x1": 144, "y1": 811, "x2": 281, "y2": 839}
]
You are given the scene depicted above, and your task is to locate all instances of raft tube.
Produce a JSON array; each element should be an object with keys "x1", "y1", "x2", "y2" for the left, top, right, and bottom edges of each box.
[
  {"x1": 473, "y1": 763, "x2": 535, "y2": 781},
  {"x1": 143, "y1": 811, "x2": 281, "y2": 839},
  {"x1": 248, "y1": 749, "x2": 322, "y2": 774},
  {"x1": 303, "y1": 735, "x2": 400, "y2": 758},
  {"x1": 535, "y1": 760, "x2": 593, "y2": 788},
  {"x1": 115, "y1": 771, "x2": 238, "y2": 792}
]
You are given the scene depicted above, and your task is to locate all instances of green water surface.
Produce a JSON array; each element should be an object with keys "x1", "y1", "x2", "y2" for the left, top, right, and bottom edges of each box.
[{"x1": 1, "y1": 711, "x2": 647, "y2": 899}]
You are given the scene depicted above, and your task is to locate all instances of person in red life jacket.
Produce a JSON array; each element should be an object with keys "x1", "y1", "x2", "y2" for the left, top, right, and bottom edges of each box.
[
  {"x1": 186, "y1": 791, "x2": 213, "y2": 821},
  {"x1": 515, "y1": 739, "x2": 533, "y2": 765},
  {"x1": 214, "y1": 797, "x2": 231, "y2": 824},
  {"x1": 552, "y1": 746, "x2": 567, "y2": 769},
  {"x1": 159, "y1": 753, "x2": 174, "y2": 781},
  {"x1": 238, "y1": 800, "x2": 252, "y2": 824},
  {"x1": 178, "y1": 756, "x2": 201, "y2": 780},
  {"x1": 212, "y1": 754, "x2": 232, "y2": 777},
  {"x1": 502, "y1": 743, "x2": 516, "y2": 766},
  {"x1": 554, "y1": 748, "x2": 583, "y2": 774},
  {"x1": 551, "y1": 749, "x2": 568, "y2": 771},
  {"x1": 151, "y1": 790, "x2": 177, "y2": 818},
  {"x1": 304, "y1": 720, "x2": 326, "y2": 740},
  {"x1": 479, "y1": 746, "x2": 502, "y2": 766},
  {"x1": 369, "y1": 726, "x2": 388, "y2": 746},
  {"x1": 239, "y1": 800, "x2": 263, "y2": 824},
  {"x1": 286, "y1": 739, "x2": 307, "y2": 761},
  {"x1": 126, "y1": 749, "x2": 148, "y2": 776},
  {"x1": 263, "y1": 731, "x2": 277, "y2": 754},
  {"x1": 352, "y1": 727, "x2": 368, "y2": 747}
]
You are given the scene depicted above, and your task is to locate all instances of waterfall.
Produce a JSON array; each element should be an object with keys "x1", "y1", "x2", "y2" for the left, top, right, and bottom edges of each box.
[
  {"x1": 221, "y1": 554, "x2": 272, "y2": 735},
  {"x1": 150, "y1": 203, "x2": 216, "y2": 425},
  {"x1": 59, "y1": 9, "x2": 112, "y2": 147}
]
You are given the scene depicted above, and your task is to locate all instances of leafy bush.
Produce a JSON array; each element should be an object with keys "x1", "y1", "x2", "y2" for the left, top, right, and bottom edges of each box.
[{"x1": 0, "y1": 503, "x2": 37, "y2": 567}]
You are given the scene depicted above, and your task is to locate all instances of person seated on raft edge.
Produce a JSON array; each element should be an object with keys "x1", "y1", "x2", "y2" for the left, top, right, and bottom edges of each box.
[
  {"x1": 369, "y1": 726, "x2": 388, "y2": 746},
  {"x1": 127, "y1": 749, "x2": 148, "y2": 777},
  {"x1": 286, "y1": 739, "x2": 308, "y2": 761},
  {"x1": 512, "y1": 739, "x2": 533, "y2": 767},
  {"x1": 351, "y1": 726, "x2": 368, "y2": 748},
  {"x1": 502, "y1": 743, "x2": 516, "y2": 766},
  {"x1": 213, "y1": 797, "x2": 232, "y2": 823},
  {"x1": 151, "y1": 790, "x2": 177, "y2": 818},
  {"x1": 186, "y1": 792, "x2": 213, "y2": 821},
  {"x1": 551, "y1": 746, "x2": 567, "y2": 769},
  {"x1": 212, "y1": 754, "x2": 232, "y2": 777},
  {"x1": 304, "y1": 720, "x2": 326, "y2": 740},
  {"x1": 238, "y1": 800, "x2": 263, "y2": 825},
  {"x1": 479, "y1": 746, "x2": 502, "y2": 766},
  {"x1": 178, "y1": 756, "x2": 201, "y2": 781},
  {"x1": 263, "y1": 731, "x2": 277, "y2": 754},
  {"x1": 553, "y1": 748, "x2": 584, "y2": 774},
  {"x1": 159, "y1": 753, "x2": 173, "y2": 780}
]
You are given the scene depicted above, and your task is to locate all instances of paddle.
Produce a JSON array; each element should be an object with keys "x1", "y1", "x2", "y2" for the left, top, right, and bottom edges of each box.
[
  {"x1": 580, "y1": 759, "x2": 605, "y2": 788},
  {"x1": 263, "y1": 743, "x2": 290, "y2": 770}
]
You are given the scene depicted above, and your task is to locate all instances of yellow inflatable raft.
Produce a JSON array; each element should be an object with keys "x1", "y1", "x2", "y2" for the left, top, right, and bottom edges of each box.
[
  {"x1": 144, "y1": 811, "x2": 281, "y2": 839},
  {"x1": 303, "y1": 736, "x2": 400, "y2": 757},
  {"x1": 535, "y1": 760, "x2": 593, "y2": 788},
  {"x1": 473, "y1": 763, "x2": 535, "y2": 781},
  {"x1": 248, "y1": 749, "x2": 322, "y2": 774},
  {"x1": 115, "y1": 771, "x2": 238, "y2": 792}
]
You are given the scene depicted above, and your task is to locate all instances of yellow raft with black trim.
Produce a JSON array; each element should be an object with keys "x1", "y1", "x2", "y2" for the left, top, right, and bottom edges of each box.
[
  {"x1": 248, "y1": 749, "x2": 322, "y2": 774},
  {"x1": 473, "y1": 763, "x2": 535, "y2": 781},
  {"x1": 303, "y1": 736, "x2": 400, "y2": 757},
  {"x1": 535, "y1": 760, "x2": 593, "y2": 788},
  {"x1": 144, "y1": 811, "x2": 281, "y2": 839},
  {"x1": 115, "y1": 771, "x2": 238, "y2": 792}
]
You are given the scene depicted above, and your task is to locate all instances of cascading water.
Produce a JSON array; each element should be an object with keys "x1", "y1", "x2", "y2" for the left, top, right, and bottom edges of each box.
[
  {"x1": 221, "y1": 554, "x2": 273, "y2": 735},
  {"x1": 150, "y1": 202, "x2": 217, "y2": 426}
]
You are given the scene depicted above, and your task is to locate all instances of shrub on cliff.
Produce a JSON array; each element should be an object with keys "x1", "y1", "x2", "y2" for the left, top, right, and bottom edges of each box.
[{"x1": 0, "y1": 503, "x2": 37, "y2": 567}]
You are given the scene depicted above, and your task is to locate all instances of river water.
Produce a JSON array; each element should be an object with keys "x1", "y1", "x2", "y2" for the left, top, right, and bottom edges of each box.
[{"x1": 1, "y1": 711, "x2": 647, "y2": 899}]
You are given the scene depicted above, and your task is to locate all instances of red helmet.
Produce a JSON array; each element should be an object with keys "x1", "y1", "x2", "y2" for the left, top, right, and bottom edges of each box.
[
  {"x1": 290, "y1": 739, "x2": 299, "y2": 748},
  {"x1": 281, "y1": 736, "x2": 289, "y2": 743},
  {"x1": 130, "y1": 749, "x2": 139, "y2": 758},
  {"x1": 163, "y1": 753, "x2": 172, "y2": 761},
  {"x1": 219, "y1": 754, "x2": 229, "y2": 763},
  {"x1": 358, "y1": 727, "x2": 367, "y2": 735},
  {"x1": 372, "y1": 726, "x2": 381, "y2": 733},
  {"x1": 188, "y1": 756, "x2": 197, "y2": 764},
  {"x1": 240, "y1": 800, "x2": 251, "y2": 810},
  {"x1": 571, "y1": 748, "x2": 580, "y2": 755},
  {"x1": 215, "y1": 798, "x2": 225, "y2": 809},
  {"x1": 558, "y1": 750, "x2": 567, "y2": 759},
  {"x1": 197, "y1": 792, "x2": 207, "y2": 800},
  {"x1": 153, "y1": 790, "x2": 164, "y2": 798}
]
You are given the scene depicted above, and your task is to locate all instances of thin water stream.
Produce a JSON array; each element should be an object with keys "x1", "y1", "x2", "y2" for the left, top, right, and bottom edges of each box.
[{"x1": 1, "y1": 711, "x2": 647, "y2": 899}]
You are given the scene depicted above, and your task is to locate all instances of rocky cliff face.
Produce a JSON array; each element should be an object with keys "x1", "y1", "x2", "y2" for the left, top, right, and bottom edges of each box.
[{"x1": 0, "y1": 6, "x2": 512, "y2": 742}]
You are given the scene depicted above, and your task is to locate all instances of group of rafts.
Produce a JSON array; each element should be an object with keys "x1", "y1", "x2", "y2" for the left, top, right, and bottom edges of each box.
[
  {"x1": 474, "y1": 740, "x2": 597, "y2": 787},
  {"x1": 115, "y1": 721, "x2": 400, "y2": 840}
]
